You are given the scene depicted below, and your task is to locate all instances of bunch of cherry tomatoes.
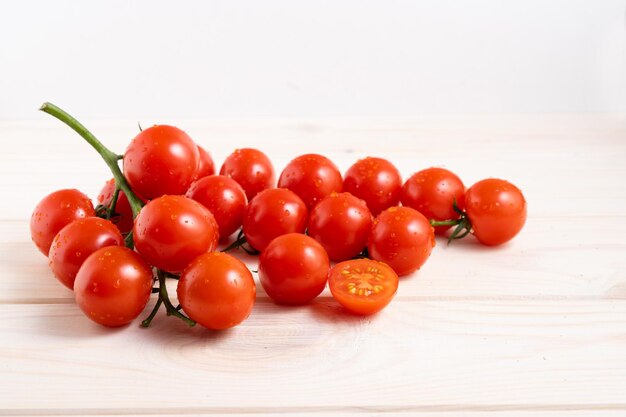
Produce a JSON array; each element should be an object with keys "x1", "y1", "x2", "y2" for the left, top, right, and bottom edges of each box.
[{"x1": 30, "y1": 103, "x2": 527, "y2": 330}]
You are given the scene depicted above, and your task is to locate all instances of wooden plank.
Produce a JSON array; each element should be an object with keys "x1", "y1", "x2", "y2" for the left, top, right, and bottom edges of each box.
[
  {"x1": 3, "y1": 214, "x2": 625, "y2": 304},
  {"x1": 1, "y1": 300, "x2": 625, "y2": 413},
  {"x1": 1, "y1": 116, "x2": 625, "y2": 219},
  {"x1": 4, "y1": 411, "x2": 626, "y2": 417}
]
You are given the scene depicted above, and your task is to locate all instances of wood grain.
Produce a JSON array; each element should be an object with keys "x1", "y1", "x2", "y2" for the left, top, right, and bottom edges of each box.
[
  {"x1": 1, "y1": 116, "x2": 625, "y2": 416},
  {"x1": 3, "y1": 214, "x2": 625, "y2": 303},
  {"x1": 1, "y1": 300, "x2": 625, "y2": 414}
]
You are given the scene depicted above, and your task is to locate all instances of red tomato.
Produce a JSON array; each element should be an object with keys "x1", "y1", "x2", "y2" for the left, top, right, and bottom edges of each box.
[
  {"x1": 133, "y1": 195, "x2": 219, "y2": 273},
  {"x1": 49, "y1": 217, "x2": 124, "y2": 290},
  {"x1": 30, "y1": 189, "x2": 95, "y2": 256},
  {"x1": 259, "y1": 233, "x2": 330, "y2": 305},
  {"x1": 401, "y1": 167, "x2": 465, "y2": 234},
  {"x1": 178, "y1": 252, "x2": 256, "y2": 330},
  {"x1": 195, "y1": 145, "x2": 215, "y2": 179},
  {"x1": 465, "y1": 178, "x2": 527, "y2": 246},
  {"x1": 220, "y1": 148, "x2": 275, "y2": 200},
  {"x1": 328, "y1": 259, "x2": 398, "y2": 315},
  {"x1": 74, "y1": 246, "x2": 153, "y2": 327},
  {"x1": 97, "y1": 178, "x2": 134, "y2": 234},
  {"x1": 343, "y1": 157, "x2": 402, "y2": 215},
  {"x1": 278, "y1": 154, "x2": 342, "y2": 210},
  {"x1": 368, "y1": 206, "x2": 435, "y2": 276},
  {"x1": 123, "y1": 125, "x2": 199, "y2": 199},
  {"x1": 186, "y1": 175, "x2": 247, "y2": 239},
  {"x1": 308, "y1": 192, "x2": 372, "y2": 261},
  {"x1": 243, "y1": 188, "x2": 308, "y2": 252}
]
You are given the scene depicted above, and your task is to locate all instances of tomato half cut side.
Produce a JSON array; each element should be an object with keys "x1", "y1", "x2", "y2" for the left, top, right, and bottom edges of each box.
[{"x1": 328, "y1": 259, "x2": 399, "y2": 315}]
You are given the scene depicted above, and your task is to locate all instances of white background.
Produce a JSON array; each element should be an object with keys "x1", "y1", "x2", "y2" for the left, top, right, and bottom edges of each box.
[{"x1": 1, "y1": 0, "x2": 625, "y2": 120}]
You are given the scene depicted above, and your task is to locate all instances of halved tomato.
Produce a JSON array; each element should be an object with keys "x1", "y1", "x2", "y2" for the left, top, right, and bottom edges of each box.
[{"x1": 328, "y1": 259, "x2": 398, "y2": 315}]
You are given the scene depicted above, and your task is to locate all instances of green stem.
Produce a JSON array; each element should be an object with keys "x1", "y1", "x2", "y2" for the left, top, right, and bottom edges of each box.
[
  {"x1": 140, "y1": 297, "x2": 162, "y2": 328},
  {"x1": 430, "y1": 219, "x2": 461, "y2": 227},
  {"x1": 106, "y1": 186, "x2": 121, "y2": 220},
  {"x1": 39, "y1": 102, "x2": 143, "y2": 218},
  {"x1": 124, "y1": 231, "x2": 134, "y2": 249},
  {"x1": 156, "y1": 269, "x2": 195, "y2": 327},
  {"x1": 221, "y1": 231, "x2": 248, "y2": 252}
]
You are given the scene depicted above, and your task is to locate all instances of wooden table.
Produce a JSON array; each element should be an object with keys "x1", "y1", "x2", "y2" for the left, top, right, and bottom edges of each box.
[{"x1": 1, "y1": 115, "x2": 625, "y2": 416}]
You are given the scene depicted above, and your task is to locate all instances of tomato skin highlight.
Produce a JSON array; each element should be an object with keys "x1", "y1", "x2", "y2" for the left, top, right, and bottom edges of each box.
[
  {"x1": 30, "y1": 189, "x2": 95, "y2": 256},
  {"x1": 123, "y1": 125, "x2": 199, "y2": 199},
  {"x1": 48, "y1": 217, "x2": 124, "y2": 290},
  {"x1": 343, "y1": 157, "x2": 402, "y2": 216},
  {"x1": 195, "y1": 145, "x2": 215, "y2": 179},
  {"x1": 97, "y1": 178, "x2": 135, "y2": 234},
  {"x1": 133, "y1": 195, "x2": 219, "y2": 273},
  {"x1": 328, "y1": 259, "x2": 398, "y2": 315},
  {"x1": 401, "y1": 167, "x2": 465, "y2": 234},
  {"x1": 220, "y1": 148, "x2": 275, "y2": 201},
  {"x1": 186, "y1": 175, "x2": 247, "y2": 239},
  {"x1": 243, "y1": 188, "x2": 308, "y2": 252},
  {"x1": 307, "y1": 192, "x2": 373, "y2": 261},
  {"x1": 465, "y1": 178, "x2": 527, "y2": 246},
  {"x1": 74, "y1": 246, "x2": 153, "y2": 327},
  {"x1": 259, "y1": 233, "x2": 330, "y2": 305},
  {"x1": 278, "y1": 154, "x2": 343, "y2": 210},
  {"x1": 178, "y1": 252, "x2": 256, "y2": 330},
  {"x1": 368, "y1": 206, "x2": 435, "y2": 276}
]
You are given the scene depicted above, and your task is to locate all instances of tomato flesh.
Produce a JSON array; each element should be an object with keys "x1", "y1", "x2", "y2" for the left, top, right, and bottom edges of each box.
[{"x1": 328, "y1": 259, "x2": 398, "y2": 315}]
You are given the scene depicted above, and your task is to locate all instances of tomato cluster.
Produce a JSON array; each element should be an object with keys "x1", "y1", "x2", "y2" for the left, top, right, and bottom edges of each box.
[{"x1": 32, "y1": 103, "x2": 527, "y2": 330}]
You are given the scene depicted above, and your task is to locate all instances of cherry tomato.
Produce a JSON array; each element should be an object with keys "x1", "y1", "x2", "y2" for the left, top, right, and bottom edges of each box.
[
  {"x1": 49, "y1": 217, "x2": 124, "y2": 290},
  {"x1": 343, "y1": 157, "x2": 402, "y2": 215},
  {"x1": 133, "y1": 195, "x2": 219, "y2": 273},
  {"x1": 195, "y1": 145, "x2": 215, "y2": 179},
  {"x1": 328, "y1": 259, "x2": 398, "y2": 315},
  {"x1": 308, "y1": 192, "x2": 372, "y2": 261},
  {"x1": 243, "y1": 188, "x2": 308, "y2": 252},
  {"x1": 401, "y1": 167, "x2": 465, "y2": 234},
  {"x1": 186, "y1": 175, "x2": 247, "y2": 239},
  {"x1": 368, "y1": 206, "x2": 435, "y2": 276},
  {"x1": 97, "y1": 178, "x2": 134, "y2": 234},
  {"x1": 30, "y1": 189, "x2": 95, "y2": 256},
  {"x1": 465, "y1": 178, "x2": 527, "y2": 246},
  {"x1": 220, "y1": 148, "x2": 275, "y2": 200},
  {"x1": 74, "y1": 246, "x2": 153, "y2": 327},
  {"x1": 278, "y1": 154, "x2": 342, "y2": 210},
  {"x1": 259, "y1": 233, "x2": 330, "y2": 305},
  {"x1": 123, "y1": 125, "x2": 199, "y2": 199},
  {"x1": 178, "y1": 252, "x2": 256, "y2": 330}
]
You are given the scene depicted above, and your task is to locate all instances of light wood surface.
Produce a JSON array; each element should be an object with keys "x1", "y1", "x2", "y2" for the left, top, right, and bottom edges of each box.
[{"x1": 1, "y1": 115, "x2": 625, "y2": 416}]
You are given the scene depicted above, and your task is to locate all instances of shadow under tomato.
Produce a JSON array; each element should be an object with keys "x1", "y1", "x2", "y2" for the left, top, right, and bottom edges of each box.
[
  {"x1": 433, "y1": 234, "x2": 511, "y2": 253},
  {"x1": 308, "y1": 298, "x2": 374, "y2": 325},
  {"x1": 136, "y1": 301, "x2": 236, "y2": 343}
]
